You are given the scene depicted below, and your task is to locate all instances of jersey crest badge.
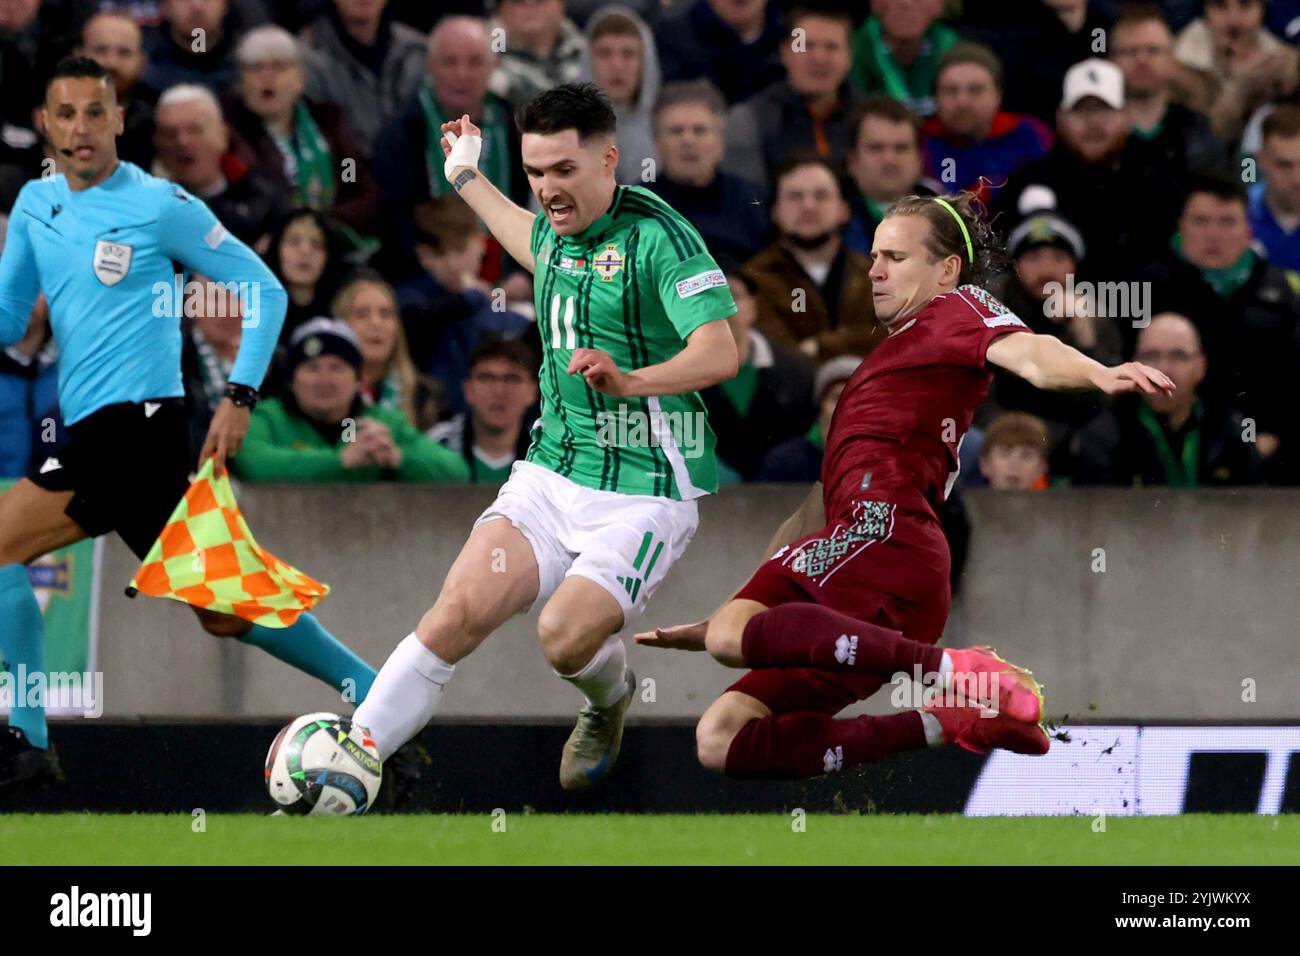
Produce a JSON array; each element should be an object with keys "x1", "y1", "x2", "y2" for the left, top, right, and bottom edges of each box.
[
  {"x1": 92, "y1": 240, "x2": 133, "y2": 286},
  {"x1": 593, "y1": 243, "x2": 624, "y2": 281}
]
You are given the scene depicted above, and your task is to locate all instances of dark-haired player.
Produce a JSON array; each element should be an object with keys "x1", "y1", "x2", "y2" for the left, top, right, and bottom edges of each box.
[
  {"x1": 637, "y1": 193, "x2": 1175, "y2": 779},
  {"x1": 0, "y1": 57, "x2": 379, "y2": 790},
  {"x1": 352, "y1": 83, "x2": 739, "y2": 790}
]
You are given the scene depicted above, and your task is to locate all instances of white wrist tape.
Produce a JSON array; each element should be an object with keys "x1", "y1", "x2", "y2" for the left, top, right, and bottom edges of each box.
[{"x1": 443, "y1": 129, "x2": 482, "y2": 181}]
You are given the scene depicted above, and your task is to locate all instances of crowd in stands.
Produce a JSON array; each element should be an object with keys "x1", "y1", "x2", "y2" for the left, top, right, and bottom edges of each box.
[{"x1": 3, "y1": 0, "x2": 1299, "y2": 495}]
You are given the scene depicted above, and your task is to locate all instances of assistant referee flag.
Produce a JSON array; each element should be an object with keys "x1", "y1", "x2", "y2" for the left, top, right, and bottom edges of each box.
[{"x1": 126, "y1": 457, "x2": 329, "y2": 626}]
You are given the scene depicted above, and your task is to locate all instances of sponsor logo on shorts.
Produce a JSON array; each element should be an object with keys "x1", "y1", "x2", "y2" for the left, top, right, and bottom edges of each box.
[
  {"x1": 675, "y1": 269, "x2": 726, "y2": 299},
  {"x1": 834, "y1": 633, "x2": 858, "y2": 666},
  {"x1": 823, "y1": 745, "x2": 844, "y2": 773}
]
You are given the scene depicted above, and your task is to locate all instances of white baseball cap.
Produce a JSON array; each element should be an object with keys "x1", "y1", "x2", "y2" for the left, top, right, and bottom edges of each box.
[{"x1": 1061, "y1": 58, "x2": 1125, "y2": 110}]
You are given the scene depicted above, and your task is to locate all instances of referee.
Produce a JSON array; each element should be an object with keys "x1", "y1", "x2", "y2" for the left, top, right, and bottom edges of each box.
[{"x1": 0, "y1": 58, "x2": 380, "y2": 790}]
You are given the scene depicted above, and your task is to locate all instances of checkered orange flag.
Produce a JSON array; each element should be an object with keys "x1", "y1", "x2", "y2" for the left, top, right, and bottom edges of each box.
[{"x1": 126, "y1": 457, "x2": 329, "y2": 627}]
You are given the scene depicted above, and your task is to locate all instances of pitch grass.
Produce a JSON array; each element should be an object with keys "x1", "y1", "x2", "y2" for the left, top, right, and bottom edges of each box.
[{"x1": 0, "y1": 814, "x2": 1294, "y2": 865}]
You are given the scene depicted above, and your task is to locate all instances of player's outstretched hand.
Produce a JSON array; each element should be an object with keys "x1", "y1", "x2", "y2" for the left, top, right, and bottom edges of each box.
[
  {"x1": 1095, "y1": 361, "x2": 1174, "y2": 397},
  {"x1": 568, "y1": 348, "x2": 631, "y2": 395},
  {"x1": 634, "y1": 620, "x2": 709, "y2": 651},
  {"x1": 200, "y1": 398, "x2": 251, "y2": 473},
  {"x1": 440, "y1": 114, "x2": 482, "y2": 182}
]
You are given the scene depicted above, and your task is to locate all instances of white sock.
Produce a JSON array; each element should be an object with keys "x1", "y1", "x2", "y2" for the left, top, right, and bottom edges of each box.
[
  {"x1": 353, "y1": 633, "x2": 455, "y2": 761},
  {"x1": 919, "y1": 710, "x2": 946, "y2": 748},
  {"x1": 557, "y1": 635, "x2": 629, "y2": 709}
]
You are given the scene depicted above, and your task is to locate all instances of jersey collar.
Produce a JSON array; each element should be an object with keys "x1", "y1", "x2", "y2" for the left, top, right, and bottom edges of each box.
[{"x1": 559, "y1": 185, "x2": 624, "y2": 247}]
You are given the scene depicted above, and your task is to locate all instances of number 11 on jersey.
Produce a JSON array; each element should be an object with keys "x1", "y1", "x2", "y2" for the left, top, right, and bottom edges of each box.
[{"x1": 550, "y1": 294, "x2": 577, "y2": 350}]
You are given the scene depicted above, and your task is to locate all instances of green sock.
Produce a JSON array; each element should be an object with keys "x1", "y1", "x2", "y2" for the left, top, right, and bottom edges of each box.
[{"x1": 237, "y1": 612, "x2": 376, "y2": 705}]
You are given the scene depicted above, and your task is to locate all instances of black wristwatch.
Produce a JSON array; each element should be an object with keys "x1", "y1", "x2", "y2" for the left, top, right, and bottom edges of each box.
[{"x1": 224, "y1": 382, "x2": 259, "y2": 409}]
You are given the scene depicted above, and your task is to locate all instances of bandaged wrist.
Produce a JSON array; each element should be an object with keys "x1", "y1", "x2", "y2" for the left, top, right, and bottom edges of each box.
[{"x1": 443, "y1": 129, "x2": 482, "y2": 181}]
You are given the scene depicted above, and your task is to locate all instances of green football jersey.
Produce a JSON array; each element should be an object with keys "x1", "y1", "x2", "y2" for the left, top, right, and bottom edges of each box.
[{"x1": 525, "y1": 185, "x2": 736, "y2": 499}]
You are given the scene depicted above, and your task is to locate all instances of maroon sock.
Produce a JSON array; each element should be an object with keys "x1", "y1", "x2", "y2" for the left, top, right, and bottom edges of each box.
[
  {"x1": 723, "y1": 710, "x2": 927, "y2": 779},
  {"x1": 741, "y1": 604, "x2": 944, "y2": 675}
]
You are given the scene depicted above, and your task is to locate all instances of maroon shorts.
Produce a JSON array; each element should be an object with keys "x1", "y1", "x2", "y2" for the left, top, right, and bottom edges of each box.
[{"x1": 728, "y1": 499, "x2": 951, "y2": 715}]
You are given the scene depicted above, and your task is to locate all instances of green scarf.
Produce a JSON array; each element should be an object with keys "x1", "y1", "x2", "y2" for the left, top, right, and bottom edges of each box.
[
  {"x1": 856, "y1": 17, "x2": 956, "y2": 112},
  {"x1": 271, "y1": 101, "x2": 335, "y2": 210},
  {"x1": 1172, "y1": 233, "x2": 1257, "y2": 299},
  {"x1": 1137, "y1": 401, "x2": 1201, "y2": 488},
  {"x1": 807, "y1": 421, "x2": 825, "y2": 451},
  {"x1": 420, "y1": 81, "x2": 511, "y2": 200}
]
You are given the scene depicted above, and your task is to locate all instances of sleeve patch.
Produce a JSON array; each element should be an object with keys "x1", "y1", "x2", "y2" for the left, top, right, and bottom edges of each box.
[
  {"x1": 675, "y1": 269, "x2": 727, "y2": 299},
  {"x1": 204, "y1": 223, "x2": 228, "y2": 249},
  {"x1": 983, "y1": 313, "x2": 1027, "y2": 328}
]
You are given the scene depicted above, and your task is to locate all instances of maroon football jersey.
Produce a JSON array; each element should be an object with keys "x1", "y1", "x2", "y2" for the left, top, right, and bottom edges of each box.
[{"x1": 821, "y1": 285, "x2": 1029, "y2": 520}]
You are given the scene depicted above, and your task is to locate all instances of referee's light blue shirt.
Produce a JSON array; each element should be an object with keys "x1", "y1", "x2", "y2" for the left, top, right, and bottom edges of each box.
[{"x1": 0, "y1": 161, "x2": 286, "y2": 425}]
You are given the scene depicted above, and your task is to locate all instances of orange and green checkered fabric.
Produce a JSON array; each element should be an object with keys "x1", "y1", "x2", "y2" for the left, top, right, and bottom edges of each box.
[{"x1": 128, "y1": 457, "x2": 329, "y2": 627}]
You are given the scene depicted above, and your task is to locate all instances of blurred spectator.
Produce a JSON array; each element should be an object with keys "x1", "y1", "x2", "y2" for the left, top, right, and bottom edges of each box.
[
  {"x1": 266, "y1": 207, "x2": 343, "y2": 342},
  {"x1": 1142, "y1": 172, "x2": 1300, "y2": 479},
  {"x1": 0, "y1": 297, "x2": 58, "y2": 479},
  {"x1": 850, "y1": 0, "x2": 958, "y2": 117},
  {"x1": 952, "y1": 0, "x2": 1114, "y2": 126},
  {"x1": 645, "y1": 80, "x2": 768, "y2": 265},
  {"x1": 81, "y1": 11, "x2": 158, "y2": 169},
  {"x1": 654, "y1": 0, "x2": 786, "y2": 106},
  {"x1": 1072, "y1": 313, "x2": 1265, "y2": 486},
  {"x1": 579, "y1": 4, "x2": 660, "y2": 186},
  {"x1": 299, "y1": 0, "x2": 428, "y2": 158},
  {"x1": 999, "y1": 58, "x2": 1185, "y2": 283},
  {"x1": 144, "y1": 0, "x2": 246, "y2": 92},
  {"x1": 372, "y1": 15, "x2": 528, "y2": 278},
  {"x1": 757, "y1": 353, "x2": 857, "y2": 482},
  {"x1": 335, "y1": 272, "x2": 440, "y2": 430},
  {"x1": 700, "y1": 263, "x2": 816, "y2": 481},
  {"x1": 978, "y1": 411, "x2": 1049, "y2": 490},
  {"x1": 1249, "y1": 103, "x2": 1300, "y2": 271},
  {"x1": 179, "y1": 272, "x2": 241, "y2": 460},
  {"x1": 488, "y1": 0, "x2": 586, "y2": 110},
  {"x1": 1109, "y1": 4, "x2": 1227, "y2": 181},
  {"x1": 153, "y1": 83, "x2": 288, "y2": 250},
  {"x1": 843, "y1": 96, "x2": 936, "y2": 256},
  {"x1": 983, "y1": 211, "x2": 1118, "y2": 476},
  {"x1": 921, "y1": 40, "x2": 1052, "y2": 203},
  {"x1": 0, "y1": 0, "x2": 88, "y2": 132},
  {"x1": 398, "y1": 196, "x2": 532, "y2": 416},
  {"x1": 227, "y1": 23, "x2": 378, "y2": 237},
  {"x1": 1175, "y1": 0, "x2": 1299, "y2": 144},
  {"x1": 722, "y1": 7, "x2": 861, "y2": 188},
  {"x1": 233, "y1": 318, "x2": 470, "y2": 482},
  {"x1": 428, "y1": 336, "x2": 539, "y2": 485},
  {"x1": 744, "y1": 155, "x2": 885, "y2": 361}
]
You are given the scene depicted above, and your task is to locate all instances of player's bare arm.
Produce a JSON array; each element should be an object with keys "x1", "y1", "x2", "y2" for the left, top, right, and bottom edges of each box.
[
  {"x1": 568, "y1": 319, "x2": 739, "y2": 397},
  {"x1": 635, "y1": 481, "x2": 824, "y2": 652},
  {"x1": 987, "y1": 330, "x2": 1175, "y2": 396},
  {"x1": 440, "y1": 115, "x2": 537, "y2": 273}
]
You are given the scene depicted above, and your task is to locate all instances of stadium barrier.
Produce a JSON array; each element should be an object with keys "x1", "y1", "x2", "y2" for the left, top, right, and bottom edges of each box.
[{"x1": 69, "y1": 484, "x2": 1300, "y2": 721}]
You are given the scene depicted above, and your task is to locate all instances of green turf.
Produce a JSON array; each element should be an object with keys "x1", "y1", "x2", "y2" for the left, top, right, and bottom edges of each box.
[{"x1": 0, "y1": 813, "x2": 1294, "y2": 865}]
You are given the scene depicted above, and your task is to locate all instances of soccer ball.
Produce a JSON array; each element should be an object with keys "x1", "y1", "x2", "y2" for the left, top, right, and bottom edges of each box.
[{"x1": 265, "y1": 712, "x2": 383, "y2": 816}]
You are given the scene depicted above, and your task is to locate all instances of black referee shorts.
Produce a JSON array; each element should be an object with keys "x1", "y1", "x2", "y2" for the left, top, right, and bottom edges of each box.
[{"x1": 26, "y1": 398, "x2": 193, "y2": 560}]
